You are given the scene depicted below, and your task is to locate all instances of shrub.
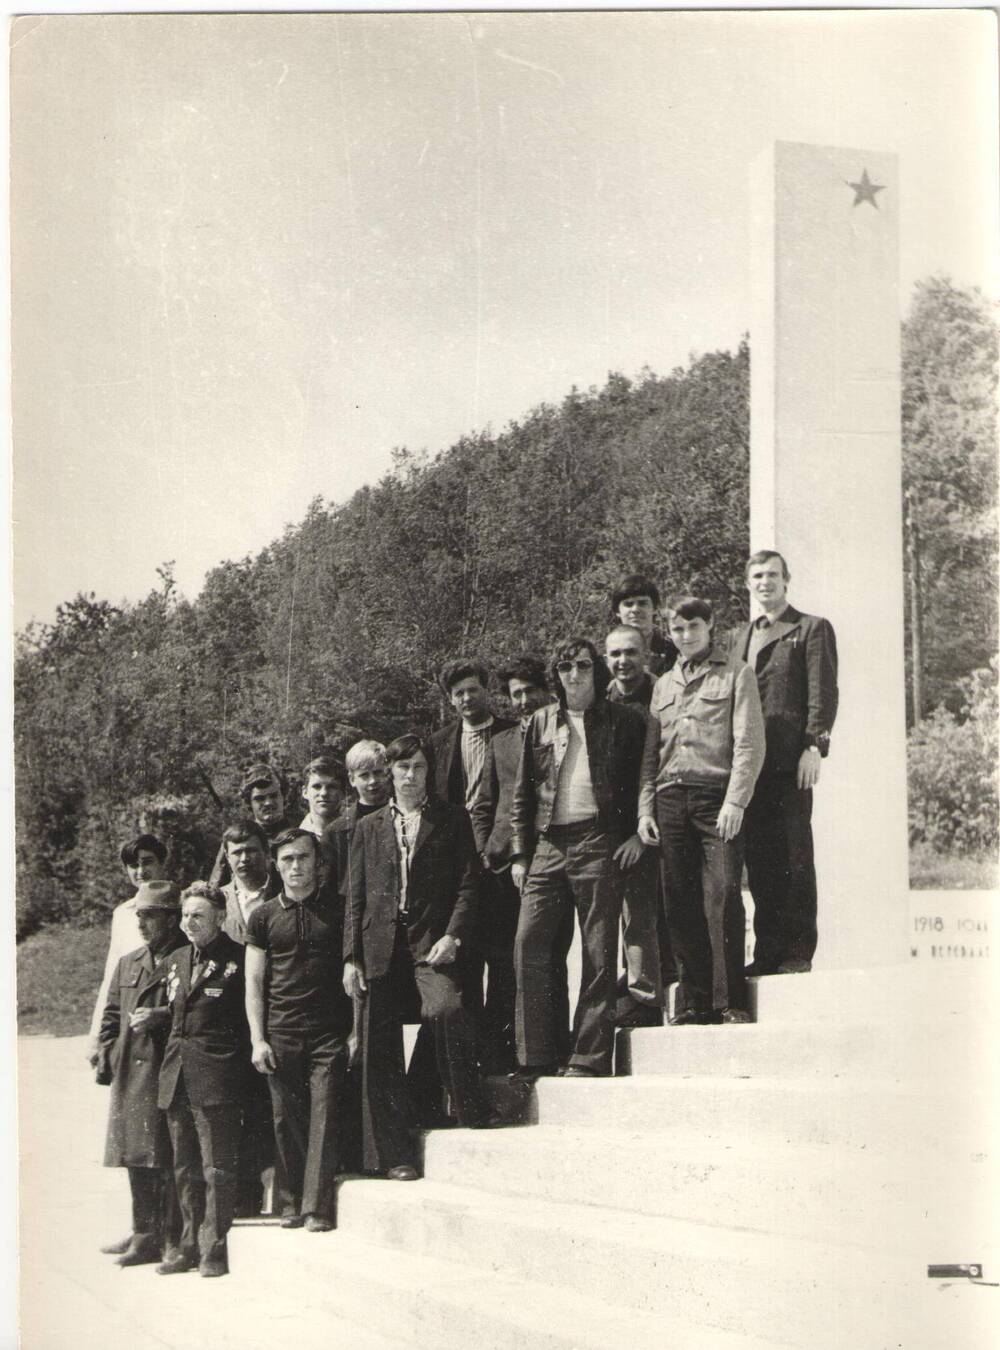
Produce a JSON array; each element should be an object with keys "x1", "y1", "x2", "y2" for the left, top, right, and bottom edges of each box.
[{"x1": 907, "y1": 661, "x2": 999, "y2": 854}]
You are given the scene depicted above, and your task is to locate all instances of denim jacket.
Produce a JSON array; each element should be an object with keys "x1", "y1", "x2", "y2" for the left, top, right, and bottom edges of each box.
[
  {"x1": 638, "y1": 644, "x2": 765, "y2": 816},
  {"x1": 510, "y1": 698, "x2": 647, "y2": 861}
]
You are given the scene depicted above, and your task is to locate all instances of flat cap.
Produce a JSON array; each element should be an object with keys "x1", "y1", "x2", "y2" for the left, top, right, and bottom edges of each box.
[
  {"x1": 240, "y1": 762, "x2": 282, "y2": 794},
  {"x1": 133, "y1": 880, "x2": 182, "y2": 912}
]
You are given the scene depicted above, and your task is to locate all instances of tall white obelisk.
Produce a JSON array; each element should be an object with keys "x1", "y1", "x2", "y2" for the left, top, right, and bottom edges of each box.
[{"x1": 750, "y1": 141, "x2": 909, "y2": 969}]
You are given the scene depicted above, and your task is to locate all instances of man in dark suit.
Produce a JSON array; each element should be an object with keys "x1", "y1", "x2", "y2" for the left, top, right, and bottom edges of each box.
[
  {"x1": 470, "y1": 654, "x2": 574, "y2": 1071},
  {"x1": 344, "y1": 734, "x2": 501, "y2": 1180},
  {"x1": 98, "y1": 880, "x2": 187, "y2": 1267},
  {"x1": 732, "y1": 550, "x2": 839, "y2": 975},
  {"x1": 429, "y1": 658, "x2": 516, "y2": 1074},
  {"x1": 322, "y1": 739, "x2": 392, "y2": 1172},
  {"x1": 158, "y1": 883, "x2": 249, "y2": 1277}
]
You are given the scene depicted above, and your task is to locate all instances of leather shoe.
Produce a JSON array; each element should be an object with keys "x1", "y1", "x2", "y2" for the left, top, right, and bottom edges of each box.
[
  {"x1": 280, "y1": 1213, "x2": 305, "y2": 1229},
  {"x1": 115, "y1": 1238, "x2": 160, "y2": 1267},
  {"x1": 304, "y1": 1214, "x2": 334, "y2": 1232},
  {"x1": 668, "y1": 1009, "x2": 720, "y2": 1026},
  {"x1": 776, "y1": 959, "x2": 812, "y2": 974},
  {"x1": 616, "y1": 999, "x2": 664, "y2": 1029},
  {"x1": 100, "y1": 1234, "x2": 133, "y2": 1256},
  {"x1": 386, "y1": 1165, "x2": 419, "y2": 1181},
  {"x1": 199, "y1": 1259, "x2": 227, "y2": 1278},
  {"x1": 508, "y1": 1063, "x2": 557, "y2": 1086},
  {"x1": 469, "y1": 1111, "x2": 505, "y2": 1130},
  {"x1": 559, "y1": 1065, "x2": 600, "y2": 1078},
  {"x1": 156, "y1": 1250, "x2": 198, "y2": 1275},
  {"x1": 721, "y1": 1009, "x2": 752, "y2": 1024}
]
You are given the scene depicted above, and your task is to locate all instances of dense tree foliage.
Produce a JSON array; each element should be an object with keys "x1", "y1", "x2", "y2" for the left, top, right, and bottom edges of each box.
[
  {"x1": 902, "y1": 277, "x2": 998, "y2": 718},
  {"x1": 15, "y1": 278, "x2": 999, "y2": 937},
  {"x1": 15, "y1": 344, "x2": 751, "y2": 936}
]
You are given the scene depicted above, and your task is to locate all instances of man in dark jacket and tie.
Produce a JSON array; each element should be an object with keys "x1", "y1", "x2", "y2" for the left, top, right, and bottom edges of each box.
[
  {"x1": 344, "y1": 734, "x2": 500, "y2": 1180},
  {"x1": 98, "y1": 879, "x2": 188, "y2": 1267},
  {"x1": 158, "y1": 882, "x2": 249, "y2": 1277},
  {"x1": 429, "y1": 659, "x2": 516, "y2": 1073},
  {"x1": 732, "y1": 550, "x2": 839, "y2": 975}
]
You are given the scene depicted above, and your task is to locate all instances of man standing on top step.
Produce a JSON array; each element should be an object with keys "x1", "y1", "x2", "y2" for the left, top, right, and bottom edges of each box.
[{"x1": 731, "y1": 551, "x2": 839, "y2": 976}]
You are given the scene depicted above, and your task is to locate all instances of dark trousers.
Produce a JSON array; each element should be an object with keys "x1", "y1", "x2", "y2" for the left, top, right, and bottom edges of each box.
[
  {"x1": 655, "y1": 787, "x2": 747, "y2": 1015},
  {"x1": 167, "y1": 1079, "x2": 241, "y2": 1266},
  {"x1": 744, "y1": 774, "x2": 817, "y2": 970},
  {"x1": 362, "y1": 924, "x2": 487, "y2": 1173},
  {"x1": 462, "y1": 869, "x2": 521, "y2": 1073},
  {"x1": 235, "y1": 1067, "x2": 280, "y2": 1216},
  {"x1": 126, "y1": 1166, "x2": 180, "y2": 1252},
  {"x1": 267, "y1": 1026, "x2": 347, "y2": 1221},
  {"x1": 515, "y1": 821, "x2": 622, "y2": 1075},
  {"x1": 621, "y1": 845, "x2": 668, "y2": 1006}
]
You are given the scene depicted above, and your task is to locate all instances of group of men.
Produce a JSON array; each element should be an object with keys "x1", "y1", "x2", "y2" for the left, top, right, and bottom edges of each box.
[{"x1": 89, "y1": 549, "x2": 838, "y2": 1278}]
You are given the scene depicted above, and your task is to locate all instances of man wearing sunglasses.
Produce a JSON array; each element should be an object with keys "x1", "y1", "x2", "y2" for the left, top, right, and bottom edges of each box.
[{"x1": 510, "y1": 637, "x2": 647, "y2": 1079}]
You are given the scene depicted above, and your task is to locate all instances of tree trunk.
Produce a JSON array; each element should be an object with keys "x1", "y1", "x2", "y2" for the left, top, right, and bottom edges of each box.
[{"x1": 905, "y1": 491, "x2": 924, "y2": 724}]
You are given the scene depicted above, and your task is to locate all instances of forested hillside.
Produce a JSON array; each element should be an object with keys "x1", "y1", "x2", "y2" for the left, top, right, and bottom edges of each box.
[{"x1": 14, "y1": 278, "x2": 998, "y2": 937}]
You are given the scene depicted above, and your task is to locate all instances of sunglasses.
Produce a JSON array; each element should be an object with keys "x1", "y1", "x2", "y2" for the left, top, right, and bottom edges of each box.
[{"x1": 556, "y1": 658, "x2": 594, "y2": 674}]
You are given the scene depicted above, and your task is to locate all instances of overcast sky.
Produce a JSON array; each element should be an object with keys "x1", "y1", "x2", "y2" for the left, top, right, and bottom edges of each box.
[{"x1": 11, "y1": 9, "x2": 997, "y2": 629}]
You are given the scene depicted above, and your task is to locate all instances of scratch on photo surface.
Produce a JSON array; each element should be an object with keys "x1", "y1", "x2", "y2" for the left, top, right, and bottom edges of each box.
[{"x1": 495, "y1": 48, "x2": 565, "y2": 86}]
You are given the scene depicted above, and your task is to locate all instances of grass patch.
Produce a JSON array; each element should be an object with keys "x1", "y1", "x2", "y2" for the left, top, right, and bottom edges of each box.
[
  {"x1": 17, "y1": 922, "x2": 111, "y2": 1037},
  {"x1": 909, "y1": 843, "x2": 998, "y2": 891}
]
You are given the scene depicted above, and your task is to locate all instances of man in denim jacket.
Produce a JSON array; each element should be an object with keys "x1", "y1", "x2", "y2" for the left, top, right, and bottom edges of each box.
[{"x1": 638, "y1": 597, "x2": 765, "y2": 1023}]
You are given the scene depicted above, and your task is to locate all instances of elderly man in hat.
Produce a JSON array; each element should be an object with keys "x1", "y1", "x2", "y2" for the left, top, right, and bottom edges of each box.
[
  {"x1": 97, "y1": 879, "x2": 188, "y2": 1267},
  {"x1": 208, "y1": 762, "x2": 291, "y2": 889},
  {"x1": 158, "y1": 882, "x2": 250, "y2": 1277},
  {"x1": 88, "y1": 833, "x2": 170, "y2": 1065}
]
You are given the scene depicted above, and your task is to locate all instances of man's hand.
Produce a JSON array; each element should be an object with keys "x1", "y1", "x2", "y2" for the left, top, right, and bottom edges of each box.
[
  {"x1": 252, "y1": 1040, "x2": 277, "y2": 1075},
  {"x1": 86, "y1": 1037, "x2": 99, "y2": 1068},
  {"x1": 715, "y1": 803, "x2": 745, "y2": 843},
  {"x1": 343, "y1": 961, "x2": 368, "y2": 999},
  {"x1": 128, "y1": 1007, "x2": 168, "y2": 1032},
  {"x1": 797, "y1": 748, "x2": 822, "y2": 790},
  {"x1": 613, "y1": 833, "x2": 646, "y2": 870},
  {"x1": 511, "y1": 861, "x2": 528, "y2": 893},
  {"x1": 425, "y1": 935, "x2": 460, "y2": 967},
  {"x1": 637, "y1": 815, "x2": 660, "y2": 846}
]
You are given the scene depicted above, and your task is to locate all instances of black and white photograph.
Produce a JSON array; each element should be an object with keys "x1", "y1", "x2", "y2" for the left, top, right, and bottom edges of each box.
[{"x1": 10, "y1": 8, "x2": 999, "y2": 1348}]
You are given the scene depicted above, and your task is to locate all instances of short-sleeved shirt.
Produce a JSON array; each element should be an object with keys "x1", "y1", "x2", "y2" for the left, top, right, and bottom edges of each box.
[{"x1": 245, "y1": 884, "x2": 351, "y2": 1036}]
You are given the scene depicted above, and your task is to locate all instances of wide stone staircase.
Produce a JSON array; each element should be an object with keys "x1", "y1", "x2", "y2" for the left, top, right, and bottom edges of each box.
[{"x1": 230, "y1": 965, "x2": 996, "y2": 1349}]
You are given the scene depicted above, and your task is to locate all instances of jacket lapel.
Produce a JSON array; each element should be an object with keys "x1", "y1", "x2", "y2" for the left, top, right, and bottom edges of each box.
[
  {"x1": 412, "y1": 799, "x2": 439, "y2": 859},
  {"x1": 757, "y1": 608, "x2": 801, "y2": 657}
]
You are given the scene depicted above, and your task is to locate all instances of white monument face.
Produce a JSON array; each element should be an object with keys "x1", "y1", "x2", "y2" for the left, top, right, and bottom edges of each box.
[{"x1": 750, "y1": 141, "x2": 909, "y2": 969}]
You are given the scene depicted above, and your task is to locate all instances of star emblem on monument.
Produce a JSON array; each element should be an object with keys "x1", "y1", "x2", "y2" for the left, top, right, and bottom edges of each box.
[{"x1": 846, "y1": 168, "x2": 886, "y2": 209}]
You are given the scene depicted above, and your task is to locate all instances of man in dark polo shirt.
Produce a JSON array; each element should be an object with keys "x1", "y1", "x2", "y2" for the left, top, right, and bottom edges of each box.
[{"x1": 245, "y1": 828, "x2": 352, "y2": 1232}]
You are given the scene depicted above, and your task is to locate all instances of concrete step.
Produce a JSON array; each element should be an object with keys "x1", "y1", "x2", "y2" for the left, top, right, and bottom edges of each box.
[
  {"x1": 749, "y1": 963, "x2": 997, "y2": 1029},
  {"x1": 420, "y1": 1122, "x2": 994, "y2": 1255},
  {"x1": 333, "y1": 1173, "x2": 917, "y2": 1350},
  {"x1": 527, "y1": 1073, "x2": 992, "y2": 1157},
  {"x1": 229, "y1": 1219, "x2": 786, "y2": 1350},
  {"x1": 618, "y1": 1018, "x2": 988, "y2": 1081}
]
